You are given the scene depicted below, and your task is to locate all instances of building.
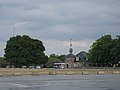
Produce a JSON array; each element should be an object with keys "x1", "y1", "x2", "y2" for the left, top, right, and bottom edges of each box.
[
  {"x1": 76, "y1": 51, "x2": 88, "y2": 67},
  {"x1": 65, "y1": 39, "x2": 88, "y2": 69}
]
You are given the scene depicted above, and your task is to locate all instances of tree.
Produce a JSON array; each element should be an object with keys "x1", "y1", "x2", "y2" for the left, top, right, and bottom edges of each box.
[
  {"x1": 58, "y1": 55, "x2": 66, "y2": 62},
  {"x1": 110, "y1": 36, "x2": 120, "y2": 66},
  {"x1": 46, "y1": 54, "x2": 65, "y2": 68},
  {"x1": 88, "y1": 35, "x2": 113, "y2": 67},
  {"x1": 0, "y1": 57, "x2": 7, "y2": 67},
  {"x1": 4, "y1": 35, "x2": 48, "y2": 67},
  {"x1": 49, "y1": 54, "x2": 65, "y2": 62}
]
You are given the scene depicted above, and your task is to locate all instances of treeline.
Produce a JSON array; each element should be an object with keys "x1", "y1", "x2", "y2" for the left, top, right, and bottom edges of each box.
[
  {"x1": 0, "y1": 34, "x2": 120, "y2": 68},
  {"x1": 88, "y1": 35, "x2": 120, "y2": 67}
]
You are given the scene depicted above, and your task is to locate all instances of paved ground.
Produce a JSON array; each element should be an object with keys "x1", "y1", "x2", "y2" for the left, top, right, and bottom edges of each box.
[{"x1": 0, "y1": 75, "x2": 120, "y2": 90}]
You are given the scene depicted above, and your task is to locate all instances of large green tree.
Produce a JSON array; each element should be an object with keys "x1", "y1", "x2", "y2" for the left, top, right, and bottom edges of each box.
[
  {"x1": 110, "y1": 35, "x2": 120, "y2": 66},
  {"x1": 88, "y1": 35, "x2": 120, "y2": 67},
  {"x1": 88, "y1": 35, "x2": 113, "y2": 67},
  {"x1": 4, "y1": 35, "x2": 48, "y2": 67}
]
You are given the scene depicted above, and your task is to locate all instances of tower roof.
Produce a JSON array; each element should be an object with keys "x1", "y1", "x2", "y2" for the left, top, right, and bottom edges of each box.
[{"x1": 66, "y1": 53, "x2": 76, "y2": 58}]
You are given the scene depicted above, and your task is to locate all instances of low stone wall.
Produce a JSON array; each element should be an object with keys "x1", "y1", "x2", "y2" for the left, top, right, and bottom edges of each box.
[{"x1": 0, "y1": 68, "x2": 120, "y2": 76}]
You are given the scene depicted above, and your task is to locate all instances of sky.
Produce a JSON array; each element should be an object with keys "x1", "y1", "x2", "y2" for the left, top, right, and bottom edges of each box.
[{"x1": 0, "y1": 0, "x2": 120, "y2": 57}]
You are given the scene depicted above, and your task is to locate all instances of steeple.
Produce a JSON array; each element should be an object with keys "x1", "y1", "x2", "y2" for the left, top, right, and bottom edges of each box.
[
  {"x1": 70, "y1": 39, "x2": 72, "y2": 47},
  {"x1": 69, "y1": 39, "x2": 73, "y2": 54}
]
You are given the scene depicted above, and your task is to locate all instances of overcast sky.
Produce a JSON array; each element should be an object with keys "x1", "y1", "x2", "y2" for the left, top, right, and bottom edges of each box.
[{"x1": 0, "y1": 0, "x2": 120, "y2": 57}]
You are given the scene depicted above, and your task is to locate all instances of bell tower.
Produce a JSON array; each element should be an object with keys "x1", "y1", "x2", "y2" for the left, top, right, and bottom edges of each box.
[{"x1": 69, "y1": 39, "x2": 73, "y2": 54}]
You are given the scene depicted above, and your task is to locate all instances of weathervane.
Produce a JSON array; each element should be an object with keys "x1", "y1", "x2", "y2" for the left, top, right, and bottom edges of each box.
[{"x1": 70, "y1": 39, "x2": 72, "y2": 47}]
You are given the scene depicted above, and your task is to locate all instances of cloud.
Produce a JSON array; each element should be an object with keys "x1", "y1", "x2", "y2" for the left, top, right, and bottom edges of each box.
[
  {"x1": 0, "y1": 0, "x2": 120, "y2": 56},
  {"x1": 50, "y1": 24, "x2": 79, "y2": 34},
  {"x1": 13, "y1": 21, "x2": 27, "y2": 27},
  {"x1": 43, "y1": 39, "x2": 94, "y2": 56},
  {"x1": 64, "y1": 39, "x2": 94, "y2": 48}
]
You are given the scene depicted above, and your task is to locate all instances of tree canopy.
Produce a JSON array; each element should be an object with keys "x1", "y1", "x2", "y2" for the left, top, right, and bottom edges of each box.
[
  {"x1": 4, "y1": 35, "x2": 48, "y2": 67},
  {"x1": 0, "y1": 57, "x2": 6, "y2": 67},
  {"x1": 88, "y1": 35, "x2": 120, "y2": 67}
]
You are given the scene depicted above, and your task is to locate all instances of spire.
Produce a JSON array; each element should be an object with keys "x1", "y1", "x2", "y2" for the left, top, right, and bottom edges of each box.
[
  {"x1": 70, "y1": 39, "x2": 72, "y2": 47},
  {"x1": 69, "y1": 39, "x2": 73, "y2": 54}
]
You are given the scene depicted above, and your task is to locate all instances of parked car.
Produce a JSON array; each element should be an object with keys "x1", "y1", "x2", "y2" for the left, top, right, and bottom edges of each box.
[
  {"x1": 36, "y1": 66, "x2": 41, "y2": 69},
  {"x1": 6, "y1": 65, "x2": 10, "y2": 68},
  {"x1": 29, "y1": 66, "x2": 35, "y2": 69},
  {"x1": 22, "y1": 66, "x2": 27, "y2": 68}
]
